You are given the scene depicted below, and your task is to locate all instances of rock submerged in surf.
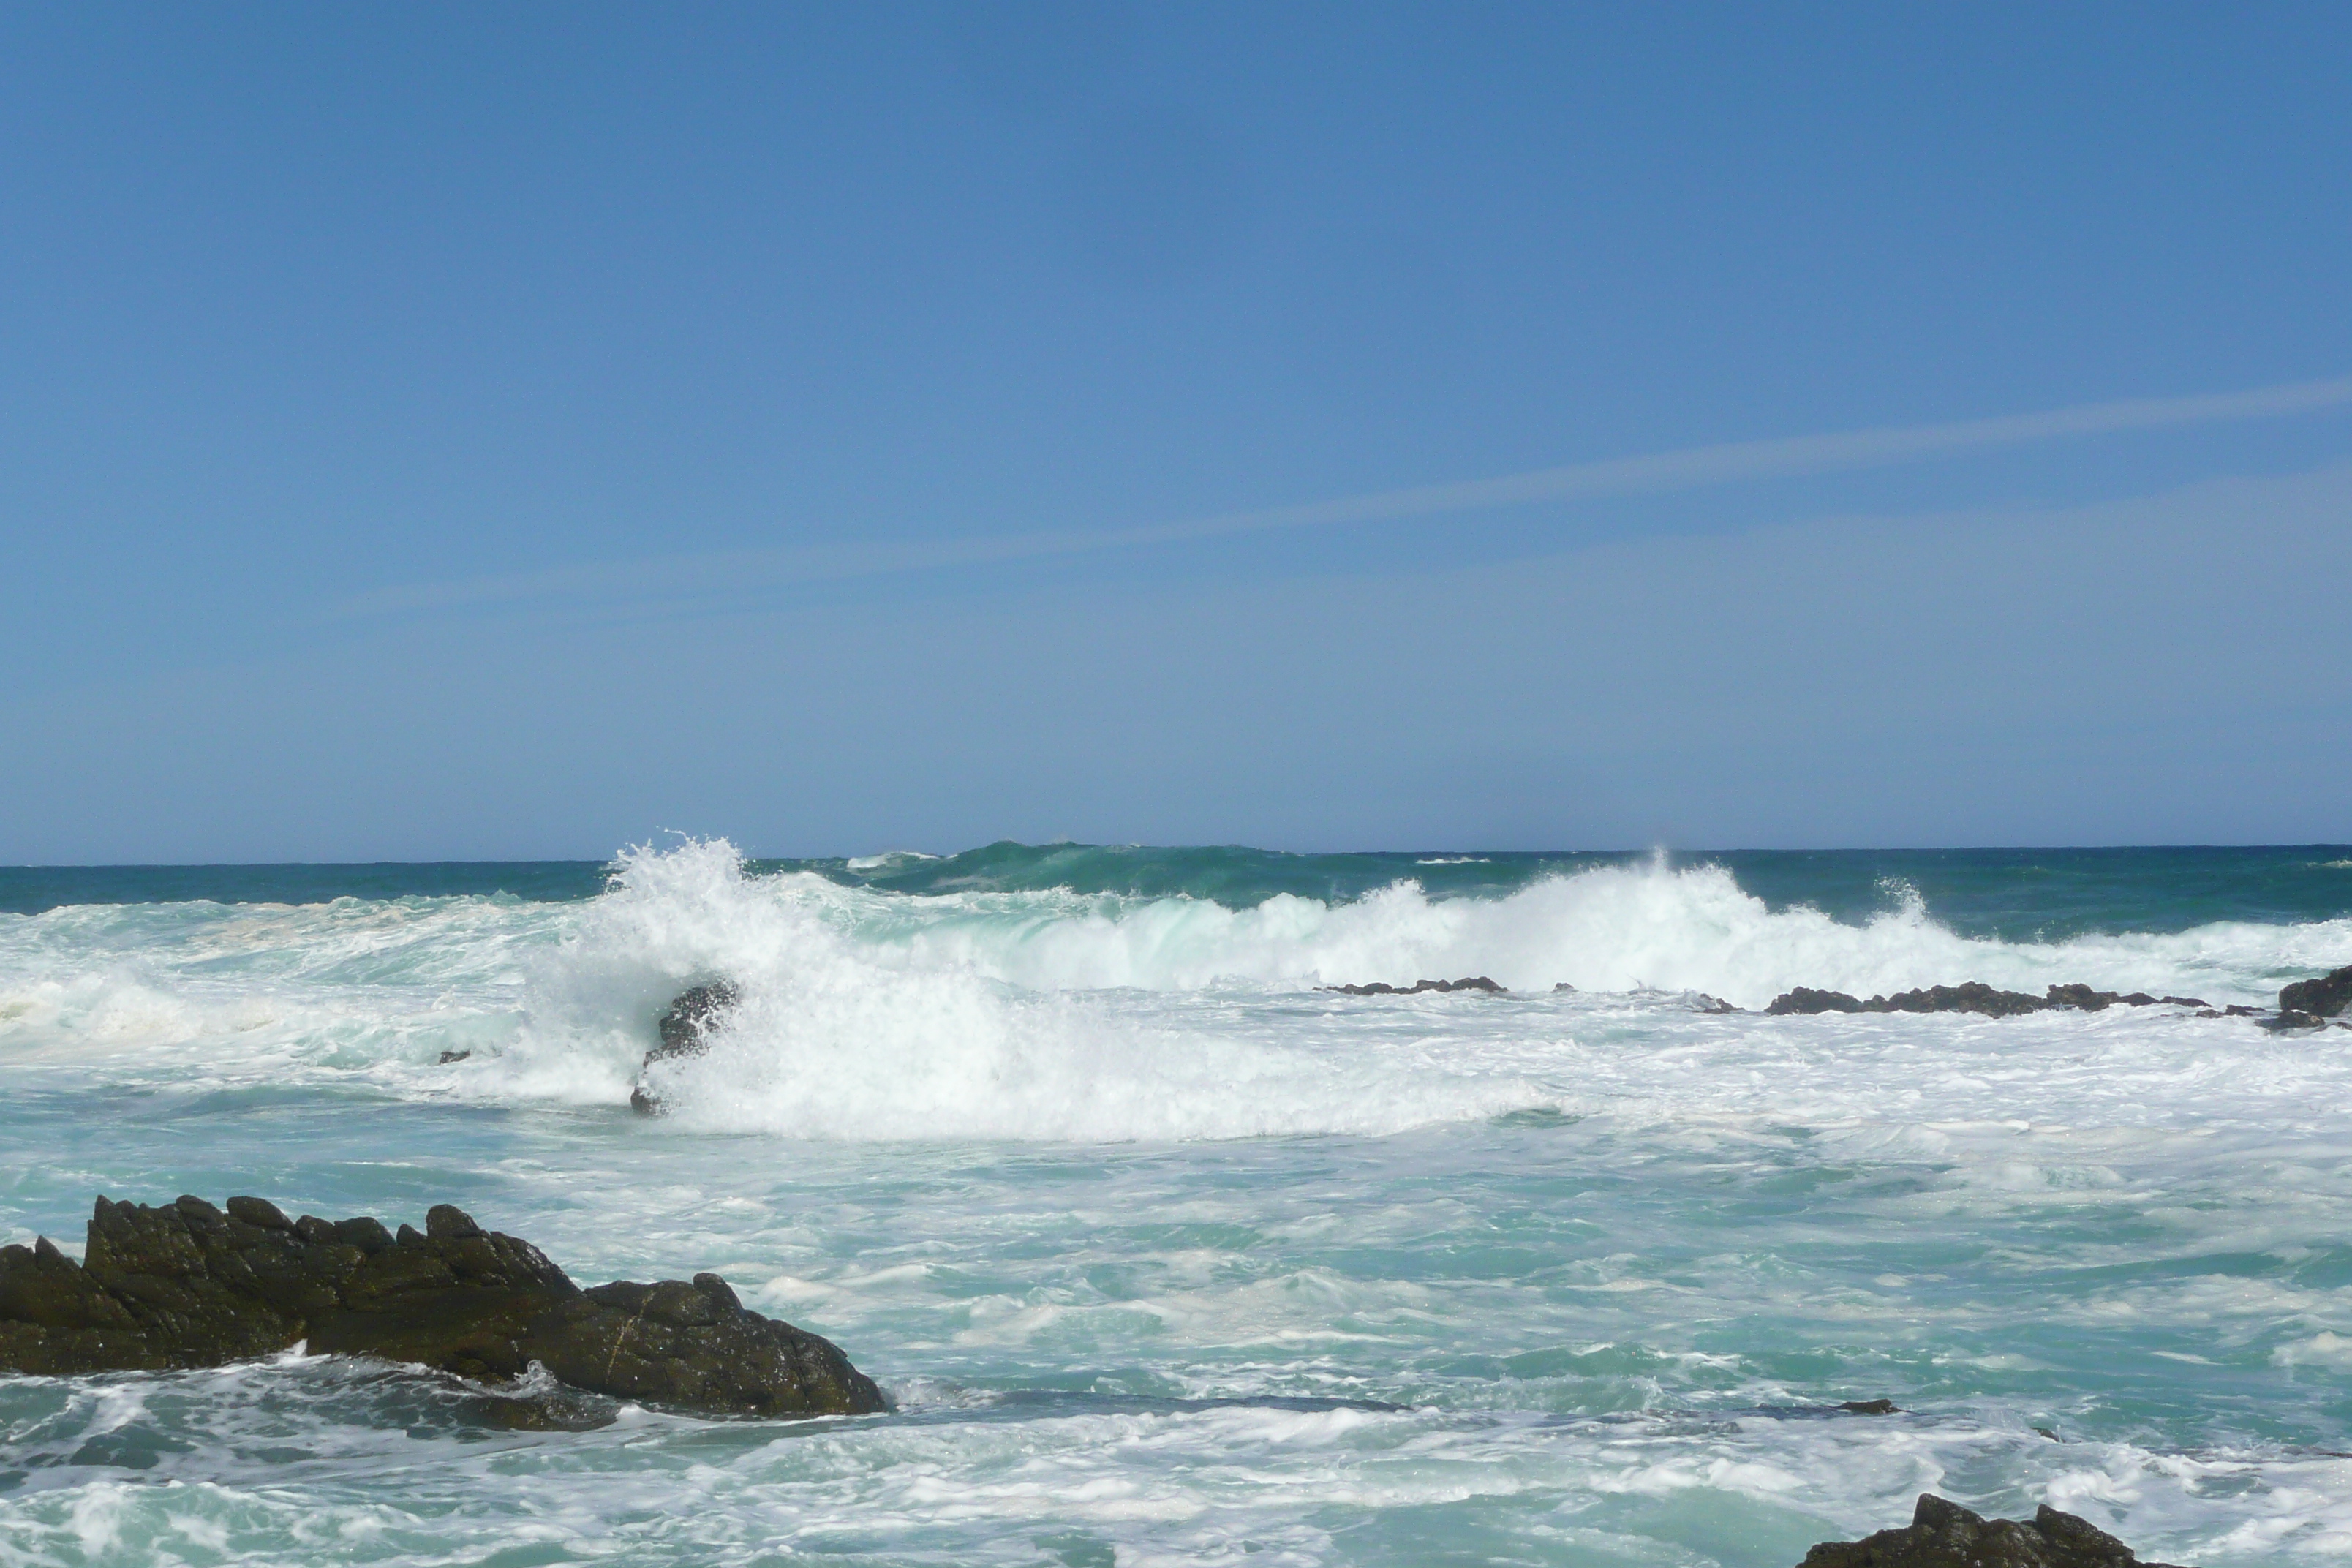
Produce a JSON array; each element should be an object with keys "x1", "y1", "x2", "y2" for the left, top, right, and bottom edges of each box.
[
  {"x1": 630, "y1": 980, "x2": 740, "y2": 1115},
  {"x1": 1798, "y1": 1493, "x2": 2186, "y2": 1568},
  {"x1": 1767, "y1": 983, "x2": 2210, "y2": 1018},
  {"x1": 2279, "y1": 962, "x2": 2352, "y2": 1018},
  {"x1": 0, "y1": 1194, "x2": 886, "y2": 1421},
  {"x1": 1767, "y1": 987, "x2": 1869, "y2": 1014},
  {"x1": 1321, "y1": 976, "x2": 1504, "y2": 996}
]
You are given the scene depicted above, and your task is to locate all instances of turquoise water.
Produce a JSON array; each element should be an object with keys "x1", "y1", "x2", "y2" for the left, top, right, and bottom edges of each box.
[{"x1": 3, "y1": 841, "x2": 2351, "y2": 1566}]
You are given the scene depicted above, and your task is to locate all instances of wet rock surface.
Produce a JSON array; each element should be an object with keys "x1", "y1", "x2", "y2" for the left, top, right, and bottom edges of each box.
[
  {"x1": 1768, "y1": 984, "x2": 2212, "y2": 1019},
  {"x1": 0, "y1": 1194, "x2": 886, "y2": 1420},
  {"x1": 1768, "y1": 987, "x2": 1869, "y2": 1015},
  {"x1": 2279, "y1": 962, "x2": 2352, "y2": 1018},
  {"x1": 1800, "y1": 1493, "x2": 2187, "y2": 1568},
  {"x1": 630, "y1": 981, "x2": 741, "y2": 1115},
  {"x1": 1322, "y1": 976, "x2": 1504, "y2": 995}
]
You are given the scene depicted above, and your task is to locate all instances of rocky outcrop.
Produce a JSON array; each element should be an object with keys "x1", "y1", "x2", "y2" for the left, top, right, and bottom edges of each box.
[
  {"x1": 630, "y1": 981, "x2": 740, "y2": 1115},
  {"x1": 1879, "y1": 983, "x2": 2052, "y2": 1017},
  {"x1": 2280, "y1": 963, "x2": 2352, "y2": 1018},
  {"x1": 2045, "y1": 984, "x2": 2168, "y2": 1011},
  {"x1": 1322, "y1": 976, "x2": 1504, "y2": 996},
  {"x1": 0, "y1": 1194, "x2": 886, "y2": 1420},
  {"x1": 1769, "y1": 987, "x2": 1869, "y2": 1014},
  {"x1": 1768, "y1": 984, "x2": 2209, "y2": 1018},
  {"x1": 1799, "y1": 1493, "x2": 2185, "y2": 1568}
]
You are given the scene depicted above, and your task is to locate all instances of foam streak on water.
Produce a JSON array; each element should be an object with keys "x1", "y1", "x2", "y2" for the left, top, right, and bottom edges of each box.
[{"x1": 2, "y1": 840, "x2": 2351, "y2": 1567}]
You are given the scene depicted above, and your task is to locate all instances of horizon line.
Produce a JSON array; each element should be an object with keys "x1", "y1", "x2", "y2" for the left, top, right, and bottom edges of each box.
[{"x1": 7, "y1": 840, "x2": 2351, "y2": 873}]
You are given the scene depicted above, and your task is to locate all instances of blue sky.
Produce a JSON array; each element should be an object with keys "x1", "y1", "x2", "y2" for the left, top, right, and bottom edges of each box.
[{"x1": 2, "y1": 4, "x2": 2348, "y2": 861}]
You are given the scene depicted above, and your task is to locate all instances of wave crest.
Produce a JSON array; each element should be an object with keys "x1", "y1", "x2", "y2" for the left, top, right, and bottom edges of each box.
[{"x1": 497, "y1": 840, "x2": 1546, "y2": 1141}]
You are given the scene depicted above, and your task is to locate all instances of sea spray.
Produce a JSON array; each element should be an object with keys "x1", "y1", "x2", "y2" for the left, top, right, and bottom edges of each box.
[
  {"x1": 7, "y1": 843, "x2": 2352, "y2": 1565},
  {"x1": 527, "y1": 840, "x2": 2326, "y2": 1009},
  {"x1": 505, "y1": 840, "x2": 1548, "y2": 1139}
]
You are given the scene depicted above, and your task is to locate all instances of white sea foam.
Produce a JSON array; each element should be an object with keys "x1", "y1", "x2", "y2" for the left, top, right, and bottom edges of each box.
[
  {"x1": 7, "y1": 843, "x2": 2352, "y2": 1565},
  {"x1": 845, "y1": 850, "x2": 941, "y2": 872},
  {"x1": 485, "y1": 840, "x2": 1545, "y2": 1140},
  {"x1": 6, "y1": 839, "x2": 2342, "y2": 1145},
  {"x1": 712, "y1": 845, "x2": 2331, "y2": 1007}
]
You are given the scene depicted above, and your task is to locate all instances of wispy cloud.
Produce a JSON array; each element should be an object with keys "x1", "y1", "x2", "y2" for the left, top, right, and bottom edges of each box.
[{"x1": 347, "y1": 373, "x2": 2352, "y2": 617}]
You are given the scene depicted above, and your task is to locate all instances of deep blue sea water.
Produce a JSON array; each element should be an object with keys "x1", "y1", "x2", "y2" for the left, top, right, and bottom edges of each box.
[{"x1": 4, "y1": 841, "x2": 2351, "y2": 1567}]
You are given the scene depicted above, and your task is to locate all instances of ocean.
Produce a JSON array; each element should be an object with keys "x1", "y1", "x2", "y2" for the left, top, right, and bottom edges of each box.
[{"x1": 4, "y1": 839, "x2": 2351, "y2": 1567}]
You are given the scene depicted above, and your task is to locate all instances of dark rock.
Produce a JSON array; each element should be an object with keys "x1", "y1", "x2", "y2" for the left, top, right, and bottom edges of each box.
[
  {"x1": 1771, "y1": 984, "x2": 2212, "y2": 1021},
  {"x1": 336, "y1": 1216, "x2": 396, "y2": 1254},
  {"x1": 1873, "y1": 983, "x2": 2049, "y2": 1017},
  {"x1": 2280, "y1": 963, "x2": 2352, "y2": 1018},
  {"x1": 694, "y1": 1272, "x2": 742, "y2": 1312},
  {"x1": 0, "y1": 1195, "x2": 886, "y2": 1420},
  {"x1": 437, "y1": 1049, "x2": 472, "y2": 1065},
  {"x1": 1553, "y1": 982, "x2": 1577, "y2": 992},
  {"x1": 1322, "y1": 976, "x2": 1505, "y2": 996},
  {"x1": 2042, "y1": 987, "x2": 2163, "y2": 1011},
  {"x1": 631, "y1": 981, "x2": 743, "y2": 1115},
  {"x1": 2045, "y1": 984, "x2": 2117, "y2": 1011},
  {"x1": 2259, "y1": 1009, "x2": 2330, "y2": 1034},
  {"x1": 1839, "y1": 1398, "x2": 1900, "y2": 1414},
  {"x1": 456, "y1": 1379, "x2": 619, "y2": 1431},
  {"x1": 2225, "y1": 1005, "x2": 2261, "y2": 1017},
  {"x1": 1691, "y1": 993, "x2": 1741, "y2": 1013},
  {"x1": 226, "y1": 1196, "x2": 293, "y2": 1232},
  {"x1": 1768, "y1": 987, "x2": 1866, "y2": 1015},
  {"x1": 1799, "y1": 1493, "x2": 2185, "y2": 1568},
  {"x1": 176, "y1": 1194, "x2": 229, "y2": 1231},
  {"x1": 654, "y1": 982, "x2": 741, "y2": 1062},
  {"x1": 2160, "y1": 996, "x2": 2210, "y2": 1009}
]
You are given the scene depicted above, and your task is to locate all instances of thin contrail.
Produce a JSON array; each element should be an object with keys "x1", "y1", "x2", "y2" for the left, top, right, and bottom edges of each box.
[{"x1": 346, "y1": 372, "x2": 2352, "y2": 615}]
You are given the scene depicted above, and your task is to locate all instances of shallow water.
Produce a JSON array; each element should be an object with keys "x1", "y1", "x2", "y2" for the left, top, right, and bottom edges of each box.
[{"x1": 4, "y1": 841, "x2": 2351, "y2": 1566}]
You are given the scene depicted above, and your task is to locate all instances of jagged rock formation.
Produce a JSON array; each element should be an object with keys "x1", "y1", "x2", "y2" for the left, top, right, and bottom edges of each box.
[
  {"x1": 1321, "y1": 976, "x2": 1504, "y2": 996},
  {"x1": 630, "y1": 981, "x2": 740, "y2": 1115},
  {"x1": 1767, "y1": 984, "x2": 2209, "y2": 1018},
  {"x1": 1799, "y1": 1493, "x2": 2185, "y2": 1568},
  {"x1": 2280, "y1": 963, "x2": 2352, "y2": 1018},
  {"x1": 0, "y1": 1194, "x2": 886, "y2": 1420}
]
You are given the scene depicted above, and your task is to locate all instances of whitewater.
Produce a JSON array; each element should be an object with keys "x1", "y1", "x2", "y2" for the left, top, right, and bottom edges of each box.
[{"x1": 4, "y1": 840, "x2": 2352, "y2": 1567}]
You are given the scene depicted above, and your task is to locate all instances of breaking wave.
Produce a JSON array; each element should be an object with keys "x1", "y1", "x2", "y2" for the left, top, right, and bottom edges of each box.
[
  {"x1": 5, "y1": 838, "x2": 2345, "y2": 1142},
  {"x1": 467, "y1": 839, "x2": 2343, "y2": 1141},
  {"x1": 543, "y1": 840, "x2": 2335, "y2": 1008}
]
